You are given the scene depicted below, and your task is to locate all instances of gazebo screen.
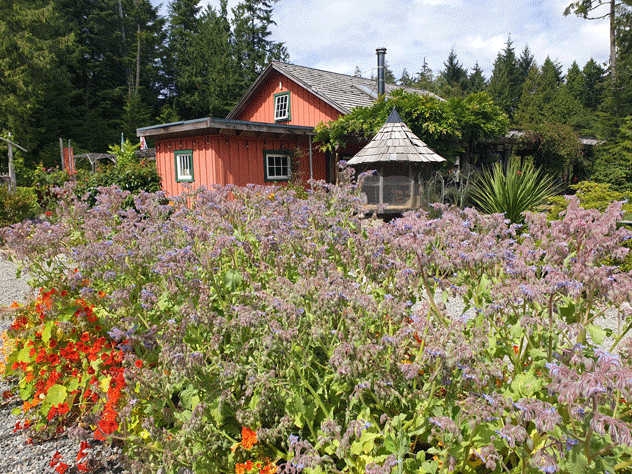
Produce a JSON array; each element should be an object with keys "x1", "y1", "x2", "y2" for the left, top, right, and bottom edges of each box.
[{"x1": 360, "y1": 162, "x2": 415, "y2": 207}]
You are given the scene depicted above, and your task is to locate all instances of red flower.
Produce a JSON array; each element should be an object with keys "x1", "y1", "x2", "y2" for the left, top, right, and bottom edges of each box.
[
  {"x1": 135, "y1": 360, "x2": 143, "y2": 369},
  {"x1": 241, "y1": 427, "x2": 257, "y2": 449},
  {"x1": 80, "y1": 332, "x2": 90, "y2": 342},
  {"x1": 55, "y1": 462, "x2": 69, "y2": 474}
]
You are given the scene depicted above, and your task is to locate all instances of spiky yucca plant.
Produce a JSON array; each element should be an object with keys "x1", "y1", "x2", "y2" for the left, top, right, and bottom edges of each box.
[{"x1": 470, "y1": 159, "x2": 558, "y2": 224}]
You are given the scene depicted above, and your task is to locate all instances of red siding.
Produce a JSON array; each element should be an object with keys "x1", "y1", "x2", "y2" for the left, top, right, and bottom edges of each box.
[
  {"x1": 155, "y1": 134, "x2": 327, "y2": 197},
  {"x1": 236, "y1": 71, "x2": 342, "y2": 127}
]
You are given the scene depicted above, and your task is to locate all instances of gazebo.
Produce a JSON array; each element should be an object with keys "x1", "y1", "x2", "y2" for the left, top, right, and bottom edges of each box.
[{"x1": 348, "y1": 108, "x2": 446, "y2": 213}]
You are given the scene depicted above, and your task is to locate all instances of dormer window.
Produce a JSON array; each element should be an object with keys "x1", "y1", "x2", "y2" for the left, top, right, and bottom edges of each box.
[{"x1": 274, "y1": 91, "x2": 291, "y2": 122}]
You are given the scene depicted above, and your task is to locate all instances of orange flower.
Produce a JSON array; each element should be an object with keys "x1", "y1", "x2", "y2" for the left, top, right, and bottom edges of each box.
[
  {"x1": 235, "y1": 463, "x2": 246, "y2": 474},
  {"x1": 241, "y1": 427, "x2": 257, "y2": 449},
  {"x1": 260, "y1": 463, "x2": 277, "y2": 474}
]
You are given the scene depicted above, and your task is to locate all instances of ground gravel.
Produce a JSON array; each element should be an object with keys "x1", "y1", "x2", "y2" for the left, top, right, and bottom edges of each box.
[{"x1": 0, "y1": 256, "x2": 127, "y2": 474}]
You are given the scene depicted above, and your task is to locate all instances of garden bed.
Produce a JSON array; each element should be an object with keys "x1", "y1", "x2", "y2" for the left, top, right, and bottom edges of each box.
[{"x1": 1, "y1": 184, "x2": 632, "y2": 474}]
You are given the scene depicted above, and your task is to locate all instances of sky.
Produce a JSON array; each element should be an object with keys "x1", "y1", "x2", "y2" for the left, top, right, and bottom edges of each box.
[{"x1": 150, "y1": 0, "x2": 612, "y2": 81}]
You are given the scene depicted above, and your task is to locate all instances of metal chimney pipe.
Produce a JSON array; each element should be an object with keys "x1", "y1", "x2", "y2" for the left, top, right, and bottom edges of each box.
[{"x1": 376, "y1": 47, "x2": 387, "y2": 96}]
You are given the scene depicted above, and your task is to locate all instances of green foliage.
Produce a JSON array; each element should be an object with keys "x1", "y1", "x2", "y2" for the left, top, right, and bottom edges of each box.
[
  {"x1": 487, "y1": 37, "x2": 522, "y2": 119},
  {"x1": 515, "y1": 57, "x2": 587, "y2": 131},
  {"x1": 548, "y1": 181, "x2": 632, "y2": 219},
  {"x1": 231, "y1": 0, "x2": 288, "y2": 90},
  {"x1": 0, "y1": 186, "x2": 40, "y2": 227},
  {"x1": 0, "y1": 0, "x2": 74, "y2": 165},
  {"x1": 592, "y1": 115, "x2": 632, "y2": 192},
  {"x1": 314, "y1": 89, "x2": 509, "y2": 164},
  {"x1": 515, "y1": 122, "x2": 583, "y2": 179},
  {"x1": 76, "y1": 158, "x2": 161, "y2": 200},
  {"x1": 470, "y1": 159, "x2": 559, "y2": 223}
]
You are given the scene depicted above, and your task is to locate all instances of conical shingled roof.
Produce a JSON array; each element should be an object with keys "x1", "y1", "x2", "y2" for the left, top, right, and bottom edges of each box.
[{"x1": 347, "y1": 108, "x2": 446, "y2": 165}]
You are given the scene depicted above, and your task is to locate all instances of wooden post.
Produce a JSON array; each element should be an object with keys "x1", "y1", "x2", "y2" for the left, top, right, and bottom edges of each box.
[
  {"x1": 8, "y1": 141, "x2": 15, "y2": 192},
  {"x1": 60, "y1": 138, "x2": 65, "y2": 171},
  {"x1": 0, "y1": 136, "x2": 26, "y2": 192}
]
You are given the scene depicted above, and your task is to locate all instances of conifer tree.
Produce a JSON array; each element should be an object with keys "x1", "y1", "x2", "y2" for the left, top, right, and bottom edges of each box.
[
  {"x1": 467, "y1": 62, "x2": 487, "y2": 94},
  {"x1": 231, "y1": 0, "x2": 288, "y2": 90},
  {"x1": 487, "y1": 37, "x2": 521, "y2": 119},
  {"x1": 582, "y1": 58, "x2": 606, "y2": 111},
  {"x1": 517, "y1": 45, "x2": 536, "y2": 83},
  {"x1": 440, "y1": 48, "x2": 468, "y2": 94},
  {"x1": 0, "y1": 0, "x2": 74, "y2": 163}
]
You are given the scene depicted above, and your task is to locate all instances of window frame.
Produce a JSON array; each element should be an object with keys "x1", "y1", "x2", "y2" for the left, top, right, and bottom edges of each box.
[
  {"x1": 174, "y1": 149, "x2": 194, "y2": 183},
  {"x1": 273, "y1": 91, "x2": 291, "y2": 122},
  {"x1": 263, "y1": 150, "x2": 291, "y2": 182}
]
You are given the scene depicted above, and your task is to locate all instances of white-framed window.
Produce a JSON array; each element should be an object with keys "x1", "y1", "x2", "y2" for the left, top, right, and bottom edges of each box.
[
  {"x1": 264, "y1": 151, "x2": 291, "y2": 181},
  {"x1": 174, "y1": 150, "x2": 194, "y2": 182},
  {"x1": 274, "y1": 91, "x2": 290, "y2": 122}
]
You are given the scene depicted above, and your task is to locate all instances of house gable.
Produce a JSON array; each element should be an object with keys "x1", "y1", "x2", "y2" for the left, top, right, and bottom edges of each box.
[{"x1": 230, "y1": 69, "x2": 344, "y2": 127}]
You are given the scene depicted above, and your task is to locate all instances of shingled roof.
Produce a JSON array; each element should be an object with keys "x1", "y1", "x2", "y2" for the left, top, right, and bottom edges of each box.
[
  {"x1": 226, "y1": 61, "x2": 442, "y2": 119},
  {"x1": 348, "y1": 108, "x2": 446, "y2": 165}
]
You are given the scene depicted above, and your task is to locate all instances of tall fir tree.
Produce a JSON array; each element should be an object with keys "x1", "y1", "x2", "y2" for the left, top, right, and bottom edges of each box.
[
  {"x1": 440, "y1": 48, "x2": 468, "y2": 94},
  {"x1": 582, "y1": 58, "x2": 606, "y2": 111},
  {"x1": 176, "y1": 1, "x2": 240, "y2": 118},
  {"x1": 515, "y1": 57, "x2": 585, "y2": 131},
  {"x1": 414, "y1": 58, "x2": 437, "y2": 93},
  {"x1": 467, "y1": 62, "x2": 487, "y2": 94},
  {"x1": 487, "y1": 37, "x2": 521, "y2": 120},
  {"x1": 517, "y1": 45, "x2": 536, "y2": 83},
  {"x1": 0, "y1": 0, "x2": 74, "y2": 164},
  {"x1": 231, "y1": 0, "x2": 288, "y2": 92}
]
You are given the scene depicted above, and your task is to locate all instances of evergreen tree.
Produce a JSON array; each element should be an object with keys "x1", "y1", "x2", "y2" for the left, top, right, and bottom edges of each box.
[
  {"x1": 231, "y1": 0, "x2": 288, "y2": 90},
  {"x1": 440, "y1": 48, "x2": 468, "y2": 92},
  {"x1": 517, "y1": 45, "x2": 536, "y2": 82},
  {"x1": 399, "y1": 68, "x2": 414, "y2": 86},
  {"x1": 55, "y1": 0, "x2": 165, "y2": 152},
  {"x1": 515, "y1": 58, "x2": 585, "y2": 131},
  {"x1": 384, "y1": 61, "x2": 396, "y2": 83},
  {"x1": 467, "y1": 62, "x2": 487, "y2": 94},
  {"x1": 0, "y1": 0, "x2": 74, "y2": 164},
  {"x1": 582, "y1": 58, "x2": 606, "y2": 111},
  {"x1": 592, "y1": 115, "x2": 632, "y2": 191},
  {"x1": 565, "y1": 61, "x2": 586, "y2": 104},
  {"x1": 414, "y1": 58, "x2": 437, "y2": 93},
  {"x1": 176, "y1": 1, "x2": 239, "y2": 118},
  {"x1": 165, "y1": 0, "x2": 202, "y2": 113},
  {"x1": 487, "y1": 37, "x2": 521, "y2": 119}
]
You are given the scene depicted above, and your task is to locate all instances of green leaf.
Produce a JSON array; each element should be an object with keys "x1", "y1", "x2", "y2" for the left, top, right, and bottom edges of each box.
[
  {"x1": 45, "y1": 384, "x2": 67, "y2": 406},
  {"x1": 587, "y1": 324, "x2": 607, "y2": 345},
  {"x1": 510, "y1": 372, "x2": 544, "y2": 398},
  {"x1": 509, "y1": 322, "x2": 524, "y2": 339},
  {"x1": 223, "y1": 269, "x2": 243, "y2": 292},
  {"x1": 11, "y1": 407, "x2": 22, "y2": 416},
  {"x1": 559, "y1": 301, "x2": 577, "y2": 324},
  {"x1": 41, "y1": 323, "x2": 52, "y2": 343}
]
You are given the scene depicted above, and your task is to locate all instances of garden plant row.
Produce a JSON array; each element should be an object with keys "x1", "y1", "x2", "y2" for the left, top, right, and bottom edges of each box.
[{"x1": 1, "y1": 180, "x2": 632, "y2": 474}]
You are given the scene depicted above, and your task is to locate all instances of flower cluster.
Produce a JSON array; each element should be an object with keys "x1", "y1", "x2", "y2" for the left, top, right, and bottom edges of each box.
[{"x1": 4, "y1": 285, "x2": 124, "y2": 445}]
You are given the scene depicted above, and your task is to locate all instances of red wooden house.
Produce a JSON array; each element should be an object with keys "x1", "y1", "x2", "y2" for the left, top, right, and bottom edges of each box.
[{"x1": 137, "y1": 51, "x2": 437, "y2": 197}]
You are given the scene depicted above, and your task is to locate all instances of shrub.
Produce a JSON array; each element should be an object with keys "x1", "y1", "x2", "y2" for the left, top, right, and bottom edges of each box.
[
  {"x1": 548, "y1": 180, "x2": 632, "y2": 219},
  {"x1": 0, "y1": 186, "x2": 41, "y2": 226},
  {"x1": 470, "y1": 158, "x2": 559, "y2": 224}
]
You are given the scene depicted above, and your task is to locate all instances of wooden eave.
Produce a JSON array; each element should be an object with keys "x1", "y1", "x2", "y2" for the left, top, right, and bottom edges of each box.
[
  {"x1": 225, "y1": 63, "x2": 349, "y2": 120},
  {"x1": 137, "y1": 117, "x2": 316, "y2": 139}
]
